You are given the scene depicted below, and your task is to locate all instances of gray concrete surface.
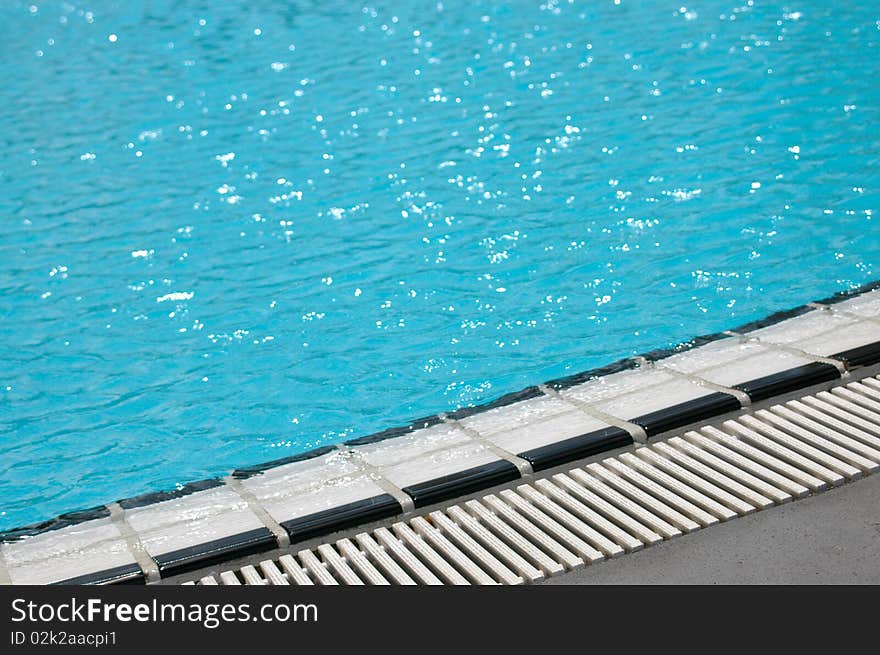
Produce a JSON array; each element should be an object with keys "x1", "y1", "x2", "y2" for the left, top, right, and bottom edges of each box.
[{"x1": 544, "y1": 472, "x2": 880, "y2": 584}]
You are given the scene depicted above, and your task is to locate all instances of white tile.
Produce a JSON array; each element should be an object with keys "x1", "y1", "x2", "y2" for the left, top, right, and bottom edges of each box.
[
  {"x1": 125, "y1": 487, "x2": 264, "y2": 557},
  {"x1": 2, "y1": 518, "x2": 120, "y2": 565},
  {"x1": 460, "y1": 394, "x2": 613, "y2": 455},
  {"x1": 243, "y1": 449, "x2": 361, "y2": 497},
  {"x1": 255, "y1": 473, "x2": 389, "y2": 524},
  {"x1": 2, "y1": 518, "x2": 135, "y2": 585},
  {"x1": 829, "y1": 289, "x2": 880, "y2": 318},
  {"x1": 561, "y1": 368, "x2": 715, "y2": 420},
  {"x1": 694, "y1": 350, "x2": 814, "y2": 387},
  {"x1": 746, "y1": 308, "x2": 880, "y2": 357},
  {"x1": 380, "y1": 441, "x2": 501, "y2": 489},
  {"x1": 747, "y1": 309, "x2": 856, "y2": 345},
  {"x1": 794, "y1": 320, "x2": 880, "y2": 356},
  {"x1": 486, "y1": 409, "x2": 613, "y2": 454},
  {"x1": 138, "y1": 507, "x2": 265, "y2": 557},
  {"x1": 660, "y1": 339, "x2": 815, "y2": 387},
  {"x1": 661, "y1": 338, "x2": 776, "y2": 374},
  {"x1": 7, "y1": 541, "x2": 135, "y2": 585},
  {"x1": 354, "y1": 423, "x2": 472, "y2": 469},
  {"x1": 242, "y1": 448, "x2": 391, "y2": 523},
  {"x1": 559, "y1": 366, "x2": 673, "y2": 405},
  {"x1": 459, "y1": 394, "x2": 572, "y2": 436},
  {"x1": 125, "y1": 487, "x2": 245, "y2": 533}
]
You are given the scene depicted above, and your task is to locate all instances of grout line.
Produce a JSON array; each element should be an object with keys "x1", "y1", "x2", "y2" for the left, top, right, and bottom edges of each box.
[
  {"x1": 540, "y1": 384, "x2": 649, "y2": 444},
  {"x1": 223, "y1": 478, "x2": 291, "y2": 549},
  {"x1": 107, "y1": 502, "x2": 161, "y2": 583},
  {"x1": 336, "y1": 445, "x2": 416, "y2": 514},
  {"x1": 728, "y1": 330, "x2": 849, "y2": 375},
  {"x1": 442, "y1": 414, "x2": 534, "y2": 477}
]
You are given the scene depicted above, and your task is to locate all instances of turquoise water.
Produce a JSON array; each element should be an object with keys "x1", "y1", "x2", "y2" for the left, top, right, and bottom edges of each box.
[{"x1": 1, "y1": 1, "x2": 878, "y2": 530}]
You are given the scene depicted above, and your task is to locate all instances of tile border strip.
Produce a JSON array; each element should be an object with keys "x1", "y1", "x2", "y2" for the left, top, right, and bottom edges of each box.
[
  {"x1": 188, "y1": 373, "x2": 880, "y2": 586},
  {"x1": 3, "y1": 279, "x2": 880, "y2": 584}
]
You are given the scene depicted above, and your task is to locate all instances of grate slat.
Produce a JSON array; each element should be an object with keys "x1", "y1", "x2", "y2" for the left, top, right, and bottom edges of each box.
[
  {"x1": 532, "y1": 478, "x2": 644, "y2": 552},
  {"x1": 464, "y1": 500, "x2": 565, "y2": 576},
  {"x1": 446, "y1": 505, "x2": 545, "y2": 583},
  {"x1": 428, "y1": 511, "x2": 523, "y2": 585},
  {"x1": 374, "y1": 527, "x2": 443, "y2": 585},
  {"x1": 673, "y1": 434, "x2": 794, "y2": 505},
  {"x1": 336, "y1": 538, "x2": 390, "y2": 585},
  {"x1": 277, "y1": 554, "x2": 313, "y2": 586},
  {"x1": 605, "y1": 456, "x2": 721, "y2": 527},
  {"x1": 354, "y1": 532, "x2": 416, "y2": 585},
  {"x1": 551, "y1": 472, "x2": 663, "y2": 545},
  {"x1": 258, "y1": 560, "x2": 289, "y2": 585},
  {"x1": 759, "y1": 408, "x2": 879, "y2": 473},
  {"x1": 515, "y1": 485, "x2": 625, "y2": 558}
]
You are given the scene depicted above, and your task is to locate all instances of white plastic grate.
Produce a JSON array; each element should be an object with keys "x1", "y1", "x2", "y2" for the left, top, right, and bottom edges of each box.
[{"x1": 183, "y1": 375, "x2": 880, "y2": 586}]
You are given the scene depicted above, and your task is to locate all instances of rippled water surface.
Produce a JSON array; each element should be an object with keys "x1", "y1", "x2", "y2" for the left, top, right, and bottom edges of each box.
[{"x1": 1, "y1": 1, "x2": 878, "y2": 529}]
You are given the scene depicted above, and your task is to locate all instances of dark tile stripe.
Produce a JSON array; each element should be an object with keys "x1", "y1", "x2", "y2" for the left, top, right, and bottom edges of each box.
[
  {"x1": 0, "y1": 505, "x2": 111, "y2": 543},
  {"x1": 732, "y1": 305, "x2": 815, "y2": 335},
  {"x1": 733, "y1": 362, "x2": 841, "y2": 402},
  {"x1": 546, "y1": 356, "x2": 642, "y2": 390},
  {"x1": 519, "y1": 427, "x2": 633, "y2": 472},
  {"x1": 832, "y1": 341, "x2": 880, "y2": 369},
  {"x1": 632, "y1": 392, "x2": 742, "y2": 437},
  {"x1": 641, "y1": 332, "x2": 730, "y2": 364},
  {"x1": 232, "y1": 445, "x2": 338, "y2": 480},
  {"x1": 118, "y1": 478, "x2": 225, "y2": 510},
  {"x1": 153, "y1": 528, "x2": 278, "y2": 577},
  {"x1": 402, "y1": 460, "x2": 521, "y2": 508},
  {"x1": 445, "y1": 386, "x2": 544, "y2": 421},
  {"x1": 53, "y1": 563, "x2": 144, "y2": 586},
  {"x1": 344, "y1": 414, "x2": 445, "y2": 447},
  {"x1": 815, "y1": 279, "x2": 880, "y2": 306},
  {"x1": 280, "y1": 494, "x2": 402, "y2": 543}
]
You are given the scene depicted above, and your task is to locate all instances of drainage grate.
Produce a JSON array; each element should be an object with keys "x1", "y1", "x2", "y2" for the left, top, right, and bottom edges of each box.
[{"x1": 183, "y1": 377, "x2": 880, "y2": 585}]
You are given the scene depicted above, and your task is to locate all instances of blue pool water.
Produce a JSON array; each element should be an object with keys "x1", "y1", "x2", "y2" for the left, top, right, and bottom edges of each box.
[{"x1": 1, "y1": 1, "x2": 878, "y2": 530}]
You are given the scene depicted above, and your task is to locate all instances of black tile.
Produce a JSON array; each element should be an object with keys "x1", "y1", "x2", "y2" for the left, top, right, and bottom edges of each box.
[
  {"x1": 0, "y1": 505, "x2": 111, "y2": 543},
  {"x1": 53, "y1": 562, "x2": 145, "y2": 586},
  {"x1": 445, "y1": 386, "x2": 544, "y2": 421},
  {"x1": 281, "y1": 494, "x2": 402, "y2": 544},
  {"x1": 403, "y1": 460, "x2": 521, "y2": 508},
  {"x1": 832, "y1": 341, "x2": 880, "y2": 368},
  {"x1": 641, "y1": 332, "x2": 730, "y2": 365},
  {"x1": 344, "y1": 414, "x2": 445, "y2": 447},
  {"x1": 733, "y1": 362, "x2": 841, "y2": 402},
  {"x1": 153, "y1": 528, "x2": 278, "y2": 577},
  {"x1": 232, "y1": 445, "x2": 338, "y2": 480},
  {"x1": 732, "y1": 305, "x2": 815, "y2": 334},
  {"x1": 519, "y1": 427, "x2": 633, "y2": 472},
  {"x1": 547, "y1": 357, "x2": 643, "y2": 390},
  {"x1": 815, "y1": 278, "x2": 880, "y2": 306},
  {"x1": 118, "y1": 478, "x2": 225, "y2": 510},
  {"x1": 632, "y1": 392, "x2": 742, "y2": 437}
]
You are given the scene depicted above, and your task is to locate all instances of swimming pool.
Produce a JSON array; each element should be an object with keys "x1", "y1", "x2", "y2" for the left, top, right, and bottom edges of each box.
[{"x1": 1, "y1": 0, "x2": 877, "y2": 531}]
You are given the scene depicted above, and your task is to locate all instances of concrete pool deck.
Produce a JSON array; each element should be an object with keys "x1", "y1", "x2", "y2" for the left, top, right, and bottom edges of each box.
[
  {"x1": 544, "y1": 467, "x2": 880, "y2": 585},
  {"x1": 3, "y1": 282, "x2": 880, "y2": 585}
]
